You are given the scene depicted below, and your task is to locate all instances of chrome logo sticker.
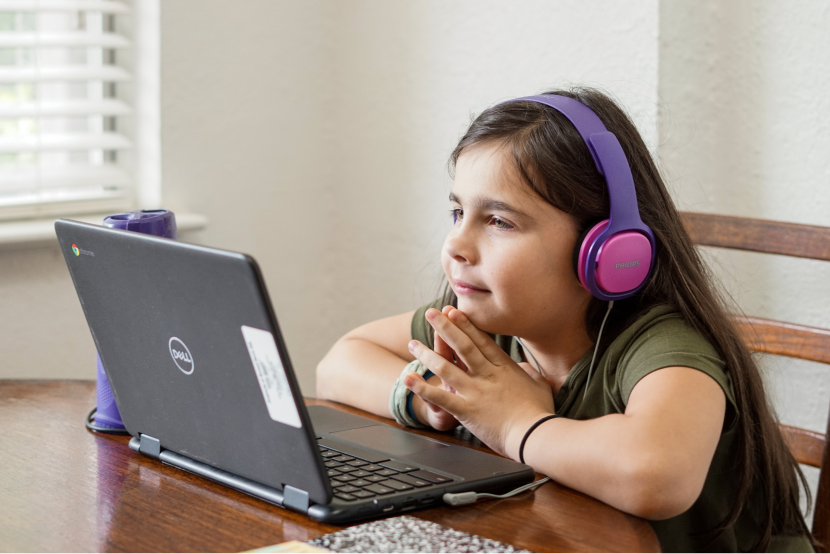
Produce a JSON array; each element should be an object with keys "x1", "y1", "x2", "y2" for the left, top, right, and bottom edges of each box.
[
  {"x1": 71, "y1": 243, "x2": 95, "y2": 257},
  {"x1": 168, "y1": 337, "x2": 194, "y2": 375}
]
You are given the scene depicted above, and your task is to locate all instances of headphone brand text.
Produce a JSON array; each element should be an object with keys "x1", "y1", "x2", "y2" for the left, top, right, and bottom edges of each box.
[{"x1": 615, "y1": 260, "x2": 640, "y2": 269}]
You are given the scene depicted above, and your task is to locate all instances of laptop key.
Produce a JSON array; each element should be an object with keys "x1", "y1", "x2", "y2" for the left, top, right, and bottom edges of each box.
[
  {"x1": 326, "y1": 469, "x2": 342, "y2": 477},
  {"x1": 335, "y1": 493, "x2": 357, "y2": 501},
  {"x1": 375, "y1": 469, "x2": 398, "y2": 477},
  {"x1": 350, "y1": 479, "x2": 372, "y2": 487},
  {"x1": 409, "y1": 470, "x2": 452, "y2": 484},
  {"x1": 316, "y1": 439, "x2": 390, "y2": 464},
  {"x1": 337, "y1": 465, "x2": 361, "y2": 473},
  {"x1": 379, "y1": 479, "x2": 413, "y2": 491},
  {"x1": 391, "y1": 473, "x2": 432, "y2": 488},
  {"x1": 350, "y1": 470, "x2": 372, "y2": 478},
  {"x1": 364, "y1": 484, "x2": 395, "y2": 495},
  {"x1": 333, "y1": 474, "x2": 356, "y2": 482},
  {"x1": 321, "y1": 450, "x2": 340, "y2": 458},
  {"x1": 363, "y1": 464, "x2": 384, "y2": 472},
  {"x1": 366, "y1": 475, "x2": 387, "y2": 483},
  {"x1": 380, "y1": 460, "x2": 419, "y2": 473},
  {"x1": 353, "y1": 490, "x2": 376, "y2": 499},
  {"x1": 345, "y1": 459, "x2": 368, "y2": 467},
  {"x1": 336, "y1": 485, "x2": 360, "y2": 493},
  {"x1": 331, "y1": 455, "x2": 354, "y2": 463},
  {"x1": 324, "y1": 460, "x2": 344, "y2": 468}
]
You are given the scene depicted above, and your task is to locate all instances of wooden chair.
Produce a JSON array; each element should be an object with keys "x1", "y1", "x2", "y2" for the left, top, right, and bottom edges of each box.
[{"x1": 681, "y1": 211, "x2": 830, "y2": 548}]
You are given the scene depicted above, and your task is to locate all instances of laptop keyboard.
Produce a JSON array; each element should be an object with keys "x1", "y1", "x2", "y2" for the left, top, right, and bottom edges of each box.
[{"x1": 318, "y1": 443, "x2": 453, "y2": 502}]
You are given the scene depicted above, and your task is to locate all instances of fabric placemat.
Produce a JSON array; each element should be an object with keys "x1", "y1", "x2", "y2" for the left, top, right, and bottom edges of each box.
[{"x1": 308, "y1": 515, "x2": 529, "y2": 553}]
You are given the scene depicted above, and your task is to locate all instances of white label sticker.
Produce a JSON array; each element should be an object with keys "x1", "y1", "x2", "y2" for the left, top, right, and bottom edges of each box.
[{"x1": 241, "y1": 325, "x2": 302, "y2": 428}]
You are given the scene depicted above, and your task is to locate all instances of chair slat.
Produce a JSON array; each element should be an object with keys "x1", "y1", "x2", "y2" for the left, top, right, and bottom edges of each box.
[
  {"x1": 681, "y1": 212, "x2": 830, "y2": 262},
  {"x1": 780, "y1": 424, "x2": 825, "y2": 467},
  {"x1": 734, "y1": 316, "x2": 830, "y2": 366},
  {"x1": 681, "y1": 210, "x2": 830, "y2": 544}
]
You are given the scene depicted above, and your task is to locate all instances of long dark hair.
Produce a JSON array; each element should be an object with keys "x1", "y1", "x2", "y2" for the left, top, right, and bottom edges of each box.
[{"x1": 445, "y1": 87, "x2": 812, "y2": 551}]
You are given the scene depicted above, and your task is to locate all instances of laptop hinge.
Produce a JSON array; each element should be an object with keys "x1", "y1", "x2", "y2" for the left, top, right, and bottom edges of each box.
[
  {"x1": 139, "y1": 434, "x2": 161, "y2": 460},
  {"x1": 283, "y1": 485, "x2": 309, "y2": 513}
]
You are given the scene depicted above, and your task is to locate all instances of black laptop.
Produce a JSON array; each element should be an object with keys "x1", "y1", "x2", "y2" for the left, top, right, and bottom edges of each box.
[{"x1": 56, "y1": 219, "x2": 535, "y2": 523}]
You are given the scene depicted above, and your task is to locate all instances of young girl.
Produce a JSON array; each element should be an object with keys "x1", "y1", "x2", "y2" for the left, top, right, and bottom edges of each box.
[{"x1": 316, "y1": 88, "x2": 813, "y2": 552}]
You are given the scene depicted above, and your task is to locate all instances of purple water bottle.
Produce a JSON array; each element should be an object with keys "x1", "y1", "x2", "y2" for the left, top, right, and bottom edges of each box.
[{"x1": 92, "y1": 209, "x2": 177, "y2": 431}]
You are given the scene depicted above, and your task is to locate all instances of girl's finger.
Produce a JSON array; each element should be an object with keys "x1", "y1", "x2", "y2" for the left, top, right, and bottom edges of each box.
[
  {"x1": 434, "y1": 316, "x2": 454, "y2": 363},
  {"x1": 446, "y1": 308, "x2": 511, "y2": 365},
  {"x1": 424, "y1": 309, "x2": 488, "y2": 372},
  {"x1": 403, "y1": 372, "x2": 463, "y2": 415},
  {"x1": 435, "y1": 311, "x2": 469, "y2": 373},
  {"x1": 408, "y1": 340, "x2": 470, "y2": 391}
]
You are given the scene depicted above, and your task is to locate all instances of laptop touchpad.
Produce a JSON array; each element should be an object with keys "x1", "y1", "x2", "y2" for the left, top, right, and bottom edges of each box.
[{"x1": 330, "y1": 425, "x2": 448, "y2": 456}]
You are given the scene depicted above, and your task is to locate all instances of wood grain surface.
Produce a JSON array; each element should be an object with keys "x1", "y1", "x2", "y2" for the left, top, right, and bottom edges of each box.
[
  {"x1": 680, "y1": 211, "x2": 830, "y2": 261},
  {"x1": 734, "y1": 315, "x2": 830, "y2": 366},
  {"x1": 0, "y1": 380, "x2": 660, "y2": 553}
]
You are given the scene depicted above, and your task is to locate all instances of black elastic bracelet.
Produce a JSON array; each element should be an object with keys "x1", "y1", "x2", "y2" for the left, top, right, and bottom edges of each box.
[{"x1": 519, "y1": 414, "x2": 561, "y2": 464}]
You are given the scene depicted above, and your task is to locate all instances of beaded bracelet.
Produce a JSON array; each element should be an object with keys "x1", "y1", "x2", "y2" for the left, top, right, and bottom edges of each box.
[
  {"x1": 389, "y1": 360, "x2": 434, "y2": 428},
  {"x1": 519, "y1": 414, "x2": 561, "y2": 464}
]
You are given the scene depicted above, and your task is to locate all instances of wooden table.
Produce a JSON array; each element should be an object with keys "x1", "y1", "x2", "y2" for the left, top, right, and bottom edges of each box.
[{"x1": 0, "y1": 381, "x2": 660, "y2": 552}]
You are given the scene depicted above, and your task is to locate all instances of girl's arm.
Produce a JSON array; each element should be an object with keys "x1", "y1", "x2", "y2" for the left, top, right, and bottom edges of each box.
[
  {"x1": 516, "y1": 366, "x2": 725, "y2": 520},
  {"x1": 405, "y1": 307, "x2": 726, "y2": 520},
  {"x1": 316, "y1": 311, "x2": 458, "y2": 430},
  {"x1": 316, "y1": 311, "x2": 416, "y2": 417}
]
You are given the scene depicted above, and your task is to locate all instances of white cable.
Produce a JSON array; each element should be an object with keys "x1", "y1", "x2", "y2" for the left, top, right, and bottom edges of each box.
[
  {"x1": 583, "y1": 300, "x2": 614, "y2": 400},
  {"x1": 442, "y1": 477, "x2": 551, "y2": 506},
  {"x1": 515, "y1": 337, "x2": 543, "y2": 375}
]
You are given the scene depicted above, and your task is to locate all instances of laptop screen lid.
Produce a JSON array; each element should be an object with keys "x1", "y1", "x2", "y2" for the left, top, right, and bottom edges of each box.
[{"x1": 56, "y1": 219, "x2": 332, "y2": 505}]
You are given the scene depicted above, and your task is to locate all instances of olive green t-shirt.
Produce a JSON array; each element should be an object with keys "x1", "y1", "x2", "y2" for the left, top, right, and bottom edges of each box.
[{"x1": 412, "y1": 301, "x2": 812, "y2": 553}]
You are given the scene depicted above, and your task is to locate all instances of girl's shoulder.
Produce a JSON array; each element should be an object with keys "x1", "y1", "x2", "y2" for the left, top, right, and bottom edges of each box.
[
  {"x1": 553, "y1": 305, "x2": 736, "y2": 424},
  {"x1": 587, "y1": 305, "x2": 738, "y2": 425}
]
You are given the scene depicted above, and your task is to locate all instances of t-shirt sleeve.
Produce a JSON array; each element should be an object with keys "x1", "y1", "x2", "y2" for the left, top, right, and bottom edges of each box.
[{"x1": 617, "y1": 316, "x2": 739, "y2": 428}]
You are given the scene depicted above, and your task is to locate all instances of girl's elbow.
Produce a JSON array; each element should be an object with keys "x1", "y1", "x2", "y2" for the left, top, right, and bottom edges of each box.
[
  {"x1": 625, "y1": 488, "x2": 698, "y2": 521},
  {"x1": 315, "y1": 349, "x2": 339, "y2": 400},
  {"x1": 621, "y1": 455, "x2": 703, "y2": 520}
]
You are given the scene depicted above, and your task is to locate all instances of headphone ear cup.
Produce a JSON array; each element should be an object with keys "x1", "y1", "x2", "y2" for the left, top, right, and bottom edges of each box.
[
  {"x1": 594, "y1": 231, "x2": 653, "y2": 294},
  {"x1": 575, "y1": 220, "x2": 610, "y2": 291},
  {"x1": 575, "y1": 220, "x2": 653, "y2": 298}
]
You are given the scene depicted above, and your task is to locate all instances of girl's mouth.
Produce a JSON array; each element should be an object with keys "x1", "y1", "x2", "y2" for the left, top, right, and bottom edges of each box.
[{"x1": 453, "y1": 279, "x2": 490, "y2": 295}]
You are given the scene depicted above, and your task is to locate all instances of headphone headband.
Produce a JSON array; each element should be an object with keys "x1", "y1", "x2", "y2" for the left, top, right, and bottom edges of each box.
[{"x1": 504, "y1": 94, "x2": 657, "y2": 300}]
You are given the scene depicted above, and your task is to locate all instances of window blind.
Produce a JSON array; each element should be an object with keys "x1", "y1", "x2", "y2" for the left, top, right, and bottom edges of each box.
[{"x1": 0, "y1": 0, "x2": 134, "y2": 220}]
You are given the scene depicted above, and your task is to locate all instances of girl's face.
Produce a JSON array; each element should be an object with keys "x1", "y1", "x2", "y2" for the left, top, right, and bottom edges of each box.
[{"x1": 441, "y1": 142, "x2": 592, "y2": 340}]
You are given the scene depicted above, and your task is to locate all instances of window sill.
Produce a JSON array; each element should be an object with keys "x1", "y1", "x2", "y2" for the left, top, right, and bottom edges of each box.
[{"x1": 0, "y1": 212, "x2": 208, "y2": 251}]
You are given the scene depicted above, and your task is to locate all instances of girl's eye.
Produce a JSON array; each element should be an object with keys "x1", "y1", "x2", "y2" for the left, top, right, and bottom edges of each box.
[
  {"x1": 450, "y1": 208, "x2": 463, "y2": 223},
  {"x1": 492, "y1": 217, "x2": 513, "y2": 230}
]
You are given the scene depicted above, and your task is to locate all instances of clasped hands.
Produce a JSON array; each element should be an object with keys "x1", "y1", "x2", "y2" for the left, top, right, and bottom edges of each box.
[{"x1": 405, "y1": 306, "x2": 555, "y2": 461}]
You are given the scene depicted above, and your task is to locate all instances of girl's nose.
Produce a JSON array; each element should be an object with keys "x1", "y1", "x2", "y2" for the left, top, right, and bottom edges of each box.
[{"x1": 444, "y1": 225, "x2": 477, "y2": 265}]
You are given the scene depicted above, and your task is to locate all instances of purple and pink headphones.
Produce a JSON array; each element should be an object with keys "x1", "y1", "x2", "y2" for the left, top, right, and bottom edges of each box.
[{"x1": 510, "y1": 95, "x2": 656, "y2": 301}]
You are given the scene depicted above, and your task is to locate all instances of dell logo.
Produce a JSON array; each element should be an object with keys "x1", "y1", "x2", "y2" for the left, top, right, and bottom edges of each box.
[
  {"x1": 615, "y1": 260, "x2": 640, "y2": 269},
  {"x1": 168, "y1": 337, "x2": 194, "y2": 375}
]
